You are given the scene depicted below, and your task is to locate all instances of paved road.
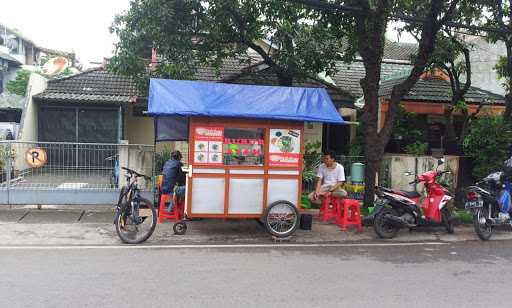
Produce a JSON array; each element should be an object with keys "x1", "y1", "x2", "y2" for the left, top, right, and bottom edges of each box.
[{"x1": 0, "y1": 240, "x2": 509, "y2": 308}]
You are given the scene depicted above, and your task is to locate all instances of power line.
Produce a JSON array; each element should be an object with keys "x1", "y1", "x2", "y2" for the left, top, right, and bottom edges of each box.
[{"x1": 289, "y1": 0, "x2": 512, "y2": 35}]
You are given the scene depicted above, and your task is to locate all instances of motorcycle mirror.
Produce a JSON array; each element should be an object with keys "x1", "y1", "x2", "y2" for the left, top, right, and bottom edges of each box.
[{"x1": 437, "y1": 158, "x2": 445, "y2": 166}]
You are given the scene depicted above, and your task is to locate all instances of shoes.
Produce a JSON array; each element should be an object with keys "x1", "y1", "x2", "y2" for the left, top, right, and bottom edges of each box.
[{"x1": 498, "y1": 212, "x2": 510, "y2": 221}]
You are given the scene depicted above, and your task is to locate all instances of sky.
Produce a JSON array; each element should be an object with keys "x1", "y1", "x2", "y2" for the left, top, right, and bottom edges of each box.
[
  {"x1": 0, "y1": 0, "x2": 132, "y2": 68},
  {"x1": 0, "y1": 0, "x2": 416, "y2": 69}
]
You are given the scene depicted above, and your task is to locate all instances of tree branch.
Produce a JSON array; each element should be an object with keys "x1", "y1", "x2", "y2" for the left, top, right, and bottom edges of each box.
[
  {"x1": 440, "y1": 62, "x2": 457, "y2": 95},
  {"x1": 461, "y1": 46, "x2": 471, "y2": 95},
  {"x1": 377, "y1": 0, "x2": 459, "y2": 144}
]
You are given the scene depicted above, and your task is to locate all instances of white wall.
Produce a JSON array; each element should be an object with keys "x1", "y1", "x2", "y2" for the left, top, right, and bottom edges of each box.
[
  {"x1": 467, "y1": 38, "x2": 506, "y2": 96},
  {"x1": 125, "y1": 103, "x2": 154, "y2": 144},
  {"x1": 304, "y1": 122, "x2": 323, "y2": 147},
  {"x1": 118, "y1": 141, "x2": 155, "y2": 189},
  {"x1": 18, "y1": 73, "x2": 47, "y2": 142},
  {"x1": 12, "y1": 73, "x2": 46, "y2": 171},
  {"x1": 382, "y1": 154, "x2": 459, "y2": 192}
]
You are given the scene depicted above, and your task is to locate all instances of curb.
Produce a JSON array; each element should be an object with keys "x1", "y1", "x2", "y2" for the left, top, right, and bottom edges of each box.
[{"x1": 6, "y1": 204, "x2": 114, "y2": 211}]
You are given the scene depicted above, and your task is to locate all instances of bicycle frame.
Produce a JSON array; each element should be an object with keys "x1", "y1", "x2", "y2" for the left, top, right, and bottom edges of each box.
[{"x1": 114, "y1": 172, "x2": 143, "y2": 222}]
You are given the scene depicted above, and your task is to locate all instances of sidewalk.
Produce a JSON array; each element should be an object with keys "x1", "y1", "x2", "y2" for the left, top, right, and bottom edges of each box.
[{"x1": 1, "y1": 207, "x2": 512, "y2": 245}]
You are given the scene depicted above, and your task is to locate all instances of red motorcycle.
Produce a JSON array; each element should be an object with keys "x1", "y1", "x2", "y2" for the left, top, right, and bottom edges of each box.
[{"x1": 372, "y1": 159, "x2": 454, "y2": 239}]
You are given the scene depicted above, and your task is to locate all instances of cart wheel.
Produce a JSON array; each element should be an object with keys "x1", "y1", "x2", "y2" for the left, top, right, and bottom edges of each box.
[
  {"x1": 173, "y1": 221, "x2": 187, "y2": 235},
  {"x1": 263, "y1": 200, "x2": 299, "y2": 238}
]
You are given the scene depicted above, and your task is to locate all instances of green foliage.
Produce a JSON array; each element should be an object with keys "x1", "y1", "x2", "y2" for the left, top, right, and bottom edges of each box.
[
  {"x1": 155, "y1": 146, "x2": 172, "y2": 174},
  {"x1": 6, "y1": 65, "x2": 77, "y2": 98},
  {"x1": 495, "y1": 56, "x2": 510, "y2": 92},
  {"x1": 109, "y1": 0, "x2": 354, "y2": 90},
  {"x1": 454, "y1": 209, "x2": 473, "y2": 223},
  {"x1": 34, "y1": 67, "x2": 75, "y2": 81},
  {"x1": 304, "y1": 140, "x2": 321, "y2": 155},
  {"x1": 301, "y1": 194, "x2": 312, "y2": 209},
  {"x1": 463, "y1": 116, "x2": 512, "y2": 179},
  {"x1": 6, "y1": 69, "x2": 31, "y2": 97},
  {"x1": 0, "y1": 145, "x2": 15, "y2": 172},
  {"x1": 391, "y1": 105, "x2": 427, "y2": 154},
  {"x1": 303, "y1": 141, "x2": 322, "y2": 185},
  {"x1": 0, "y1": 146, "x2": 6, "y2": 171},
  {"x1": 404, "y1": 141, "x2": 429, "y2": 156}
]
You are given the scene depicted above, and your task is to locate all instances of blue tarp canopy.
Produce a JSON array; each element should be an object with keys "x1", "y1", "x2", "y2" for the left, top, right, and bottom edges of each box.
[{"x1": 148, "y1": 79, "x2": 344, "y2": 124}]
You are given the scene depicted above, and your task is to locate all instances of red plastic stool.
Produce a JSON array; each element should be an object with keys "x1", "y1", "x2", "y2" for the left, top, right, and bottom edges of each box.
[
  {"x1": 319, "y1": 193, "x2": 339, "y2": 223},
  {"x1": 336, "y1": 198, "x2": 363, "y2": 231},
  {"x1": 158, "y1": 194, "x2": 184, "y2": 223}
]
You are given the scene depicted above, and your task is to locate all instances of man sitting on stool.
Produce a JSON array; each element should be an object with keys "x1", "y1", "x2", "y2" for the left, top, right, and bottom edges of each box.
[
  {"x1": 308, "y1": 150, "x2": 347, "y2": 205},
  {"x1": 161, "y1": 150, "x2": 186, "y2": 212}
]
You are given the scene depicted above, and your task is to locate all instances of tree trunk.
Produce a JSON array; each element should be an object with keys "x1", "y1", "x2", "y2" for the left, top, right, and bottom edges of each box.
[
  {"x1": 443, "y1": 106, "x2": 457, "y2": 153},
  {"x1": 360, "y1": 70, "x2": 383, "y2": 207},
  {"x1": 504, "y1": 40, "x2": 512, "y2": 123},
  {"x1": 362, "y1": 131, "x2": 384, "y2": 207}
]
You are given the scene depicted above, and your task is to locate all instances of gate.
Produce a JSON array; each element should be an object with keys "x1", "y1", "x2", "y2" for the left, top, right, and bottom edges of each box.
[{"x1": 0, "y1": 141, "x2": 155, "y2": 205}]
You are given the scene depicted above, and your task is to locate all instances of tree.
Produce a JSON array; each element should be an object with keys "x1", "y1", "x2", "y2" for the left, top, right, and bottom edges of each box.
[
  {"x1": 109, "y1": 0, "x2": 353, "y2": 90},
  {"x1": 6, "y1": 69, "x2": 31, "y2": 97},
  {"x1": 463, "y1": 115, "x2": 512, "y2": 178},
  {"x1": 293, "y1": 0, "x2": 464, "y2": 206},
  {"x1": 482, "y1": 0, "x2": 512, "y2": 123},
  {"x1": 428, "y1": 32, "x2": 473, "y2": 153}
]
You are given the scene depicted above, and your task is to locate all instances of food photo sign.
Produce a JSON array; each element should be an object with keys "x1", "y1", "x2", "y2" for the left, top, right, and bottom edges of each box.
[
  {"x1": 194, "y1": 127, "x2": 224, "y2": 164},
  {"x1": 268, "y1": 129, "x2": 301, "y2": 167}
]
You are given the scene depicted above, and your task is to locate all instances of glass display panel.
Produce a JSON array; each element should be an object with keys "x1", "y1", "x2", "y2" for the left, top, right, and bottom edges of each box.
[{"x1": 223, "y1": 128, "x2": 265, "y2": 166}]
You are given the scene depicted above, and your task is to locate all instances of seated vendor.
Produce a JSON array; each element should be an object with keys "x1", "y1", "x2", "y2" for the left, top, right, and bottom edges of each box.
[
  {"x1": 162, "y1": 150, "x2": 186, "y2": 212},
  {"x1": 308, "y1": 150, "x2": 347, "y2": 205}
]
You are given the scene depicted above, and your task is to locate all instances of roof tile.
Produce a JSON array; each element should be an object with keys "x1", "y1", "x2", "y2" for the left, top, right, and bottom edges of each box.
[{"x1": 379, "y1": 76, "x2": 505, "y2": 104}]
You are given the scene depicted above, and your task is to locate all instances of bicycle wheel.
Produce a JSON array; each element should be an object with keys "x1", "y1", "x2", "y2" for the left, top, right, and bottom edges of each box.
[{"x1": 115, "y1": 197, "x2": 157, "y2": 244}]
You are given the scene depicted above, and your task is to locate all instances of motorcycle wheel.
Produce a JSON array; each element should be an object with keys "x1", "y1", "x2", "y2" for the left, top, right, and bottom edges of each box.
[
  {"x1": 473, "y1": 207, "x2": 493, "y2": 241},
  {"x1": 441, "y1": 208, "x2": 454, "y2": 234},
  {"x1": 374, "y1": 208, "x2": 399, "y2": 239}
]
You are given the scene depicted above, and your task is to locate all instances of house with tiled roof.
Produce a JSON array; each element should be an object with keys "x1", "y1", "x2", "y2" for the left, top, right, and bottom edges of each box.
[
  {"x1": 30, "y1": 68, "x2": 138, "y2": 144},
  {"x1": 30, "y1": 52, "x2": 356, "y2": 146},
  {"x1": 19, "y1": 41, "x2": 414, "y2": 150},
  {"x1": 378, "y1": 69, "x2": 505, "y2": 154},
  {"x1": 25, "y1": 39, "x2": 505, "y2": 156}
]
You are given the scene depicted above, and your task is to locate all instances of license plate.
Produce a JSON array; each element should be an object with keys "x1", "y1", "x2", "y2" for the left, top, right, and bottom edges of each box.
[{"x1": 465, "y1": 200, "x2": 483, "y2": 209}]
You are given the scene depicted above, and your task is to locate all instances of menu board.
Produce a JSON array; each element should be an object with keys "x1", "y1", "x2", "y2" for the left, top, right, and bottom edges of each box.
[
  {"x1": 193, "y1": 127, "x2": 224, "y2": 164},
  {"x1": 269, "y1": 128, "x2": 301, "y2": 167}
]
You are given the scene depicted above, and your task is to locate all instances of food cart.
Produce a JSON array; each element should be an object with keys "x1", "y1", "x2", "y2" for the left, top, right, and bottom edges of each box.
[{"x1": 149, "y1": 79, "x2": 344, "y2": 237}]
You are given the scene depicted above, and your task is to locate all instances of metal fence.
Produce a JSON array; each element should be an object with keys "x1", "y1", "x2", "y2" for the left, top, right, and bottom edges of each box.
[{"x1": 0, "y1": 141, "x2": 154, "y2": 205}]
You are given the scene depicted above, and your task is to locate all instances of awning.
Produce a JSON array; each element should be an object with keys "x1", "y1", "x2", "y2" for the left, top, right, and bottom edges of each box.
[{"x1": 148, "y1": 79, "x2": 344, "y2": 124}]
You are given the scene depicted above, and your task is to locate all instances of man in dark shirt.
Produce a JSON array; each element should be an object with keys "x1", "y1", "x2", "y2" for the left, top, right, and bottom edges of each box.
[{"x1": 161, "y1": 151, "x2": 186, "y2": 212}]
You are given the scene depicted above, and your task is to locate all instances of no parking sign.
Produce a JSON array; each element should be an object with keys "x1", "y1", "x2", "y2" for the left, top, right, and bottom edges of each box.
[{"x1": 25, "y1": 148, "x2": 47, "y2": 168}]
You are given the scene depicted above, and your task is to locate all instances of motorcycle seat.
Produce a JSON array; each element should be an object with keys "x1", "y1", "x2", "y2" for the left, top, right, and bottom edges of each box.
[{"x1": 397, "y1": 190, "x2": 421, "y2": 199}]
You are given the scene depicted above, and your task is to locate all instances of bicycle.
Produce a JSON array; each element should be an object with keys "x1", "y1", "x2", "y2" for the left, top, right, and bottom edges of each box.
[{"x1": 114, "y1": 167, "x2": 157, "y2": 244}]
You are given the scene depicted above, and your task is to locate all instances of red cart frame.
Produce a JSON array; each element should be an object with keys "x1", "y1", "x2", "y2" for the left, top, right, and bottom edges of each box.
[{"x1": 186, "y1": 117, "x2": 304, "y2": 219}]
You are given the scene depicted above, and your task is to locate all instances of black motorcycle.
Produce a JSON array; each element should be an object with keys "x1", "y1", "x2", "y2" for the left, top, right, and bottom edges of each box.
[{"x1": 465, "y1": 171, "x2": 512, "y2": 241}]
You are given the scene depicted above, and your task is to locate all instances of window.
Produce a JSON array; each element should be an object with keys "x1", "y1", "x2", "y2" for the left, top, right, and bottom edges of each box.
[{"x1": 223, "y1": 128, "x2": 265, "y2": 166}]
